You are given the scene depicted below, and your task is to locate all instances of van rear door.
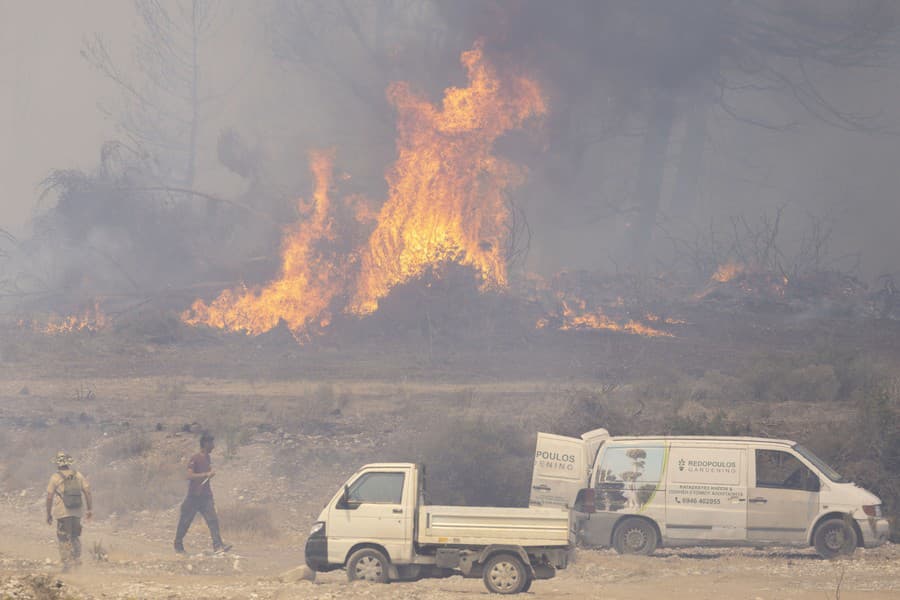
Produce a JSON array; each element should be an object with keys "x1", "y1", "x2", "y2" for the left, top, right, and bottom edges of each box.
[{"x1": 530, "y1": 433, "x2": 589, "y2": 507}]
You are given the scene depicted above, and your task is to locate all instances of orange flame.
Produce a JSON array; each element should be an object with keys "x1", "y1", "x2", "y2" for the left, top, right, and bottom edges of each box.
[
  {"x1": 181, "y1": 150, "x2": 348, "y2": 340},
  {"x1": 22, "y1": 300, "x2": 109, "y2": 334},
  {"x1": 350, "y1": 42, "x2": 546, "y2": 314},
  {"x1": 183, "y1": 43, "x2": 546, "y2": 339},
  {"x1": 541, "y1": 297, "x2": 675, "y2": 338},
  {"x1": 711, "y1": 262, "x2": 745, "y2": 283}
]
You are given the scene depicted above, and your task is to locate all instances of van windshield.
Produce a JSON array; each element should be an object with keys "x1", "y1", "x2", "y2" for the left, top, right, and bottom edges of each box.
[{"x1": 793, "y1": 444, "x2": 845, "y2": 483}]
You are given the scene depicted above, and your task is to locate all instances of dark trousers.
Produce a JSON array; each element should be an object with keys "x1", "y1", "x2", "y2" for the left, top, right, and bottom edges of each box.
[
  {"x1": 57, "y1": 516, "x2": 82, "y2": 565},
  {"x1": 174, "y1": 494, "x2": 223, "y2": 550}
]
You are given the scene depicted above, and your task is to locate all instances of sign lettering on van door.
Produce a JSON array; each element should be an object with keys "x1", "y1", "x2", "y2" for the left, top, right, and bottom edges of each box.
[
  {"x1": 669, "y1": 448, "x2": 742, "y2": 485},
  {"x1": 534, "y1": 450, "x2": 578, "y2": 473},
  {"x1": 670, "y1": 484, "x2": 734, "y2": 505}
]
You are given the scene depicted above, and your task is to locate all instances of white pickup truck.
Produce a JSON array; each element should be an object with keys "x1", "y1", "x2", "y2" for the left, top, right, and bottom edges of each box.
[{"x1": 304, "y1": 462, "x2": 573, "y2": 594}]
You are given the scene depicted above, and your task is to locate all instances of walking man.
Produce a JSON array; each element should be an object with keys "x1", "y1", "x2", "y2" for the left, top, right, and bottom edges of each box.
[
  {"x1": 46, "y1": 452, "x2": 92, "y2": 571},
  {"x1": 174, "y1": 432, "x2": 231, "y2": 554}
]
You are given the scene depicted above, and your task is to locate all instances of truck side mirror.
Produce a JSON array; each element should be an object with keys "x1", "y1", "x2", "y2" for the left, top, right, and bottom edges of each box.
[
  {"x1": 573, "y1": 488, "x2": 596, "y2": 514},
  {"x1": 808, "y1": 475, "x2": 821, "y2": 493},
  {"x1": 337, "y1": 484, "x2": 351, "y2": 509}
]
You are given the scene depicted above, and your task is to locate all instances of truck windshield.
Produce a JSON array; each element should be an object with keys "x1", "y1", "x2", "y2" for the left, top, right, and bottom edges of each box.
[{"x1": 793, "y1": 444, "x2": 845, "y2": 483}]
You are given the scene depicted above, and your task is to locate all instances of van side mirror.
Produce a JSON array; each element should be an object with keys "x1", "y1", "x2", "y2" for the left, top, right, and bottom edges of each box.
[{"x1": 573, "y1": 488, "x2": 596, "y2": 513}]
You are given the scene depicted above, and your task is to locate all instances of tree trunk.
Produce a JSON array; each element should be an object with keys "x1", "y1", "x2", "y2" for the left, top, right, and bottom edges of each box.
[
  {"x1": 188, "y1": 0, "x2": 200, "y2": 196},
  {"x1": 670, "y1": 86, "x2": 712, "y2": 218},
  {"x1": 630, "y1": 90, "x2": 676, "y2": 267}
]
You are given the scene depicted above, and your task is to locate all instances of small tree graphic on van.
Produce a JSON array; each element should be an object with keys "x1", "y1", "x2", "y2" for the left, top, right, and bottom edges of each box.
[{"x1": 678, "y1": 458, "x2": 686, "y2": 471}]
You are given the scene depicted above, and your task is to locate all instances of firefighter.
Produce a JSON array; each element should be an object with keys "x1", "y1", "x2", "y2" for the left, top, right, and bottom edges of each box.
[{"x1": 46, "y1": 452, "x2": 92, "y2": 571}]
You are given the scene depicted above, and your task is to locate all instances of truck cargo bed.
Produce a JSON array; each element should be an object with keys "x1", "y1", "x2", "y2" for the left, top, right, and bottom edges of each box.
[{"x1": 418, "y1": 505, "x2": 571, "y2": 546}]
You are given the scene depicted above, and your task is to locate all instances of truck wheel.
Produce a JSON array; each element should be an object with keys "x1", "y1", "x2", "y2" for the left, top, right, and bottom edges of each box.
[
  {"x1": 347, "y1": 548, "x2": 390, "y2": 583},
  {"x1": 613, "y1": 517, "x2": 658, "y2": 555},
  {"x1": 483, "y1": 553, "x2": 529, "y2": 594},
  {"x1": 814, "y1": 518, "x2": 857, "y2": 559}
]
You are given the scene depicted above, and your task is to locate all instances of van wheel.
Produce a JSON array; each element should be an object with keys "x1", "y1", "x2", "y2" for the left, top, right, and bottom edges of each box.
[
  {"x1": 613, "y1": 517, "x2": 658, "y2": 555},
  {"x1": 483, "y1": 553, "x2": 529, "y2": 594},
  {"x1": 814, "y1": 518, "x2": 857, "y2": 559},
  {"x1": 347, "y1": 548, "x2": 390, "y2": 583}
]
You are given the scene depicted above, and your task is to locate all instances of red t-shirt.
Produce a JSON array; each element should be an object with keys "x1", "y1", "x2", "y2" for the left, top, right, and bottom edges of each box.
[{"x1": 187, "y1": 452, "x2": 213, "y2": 497}]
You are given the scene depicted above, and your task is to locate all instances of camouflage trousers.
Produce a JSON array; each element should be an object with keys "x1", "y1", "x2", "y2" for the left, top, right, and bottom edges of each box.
[{"x1": 56, "y1": 516, "x2": 82, "y2": 566}]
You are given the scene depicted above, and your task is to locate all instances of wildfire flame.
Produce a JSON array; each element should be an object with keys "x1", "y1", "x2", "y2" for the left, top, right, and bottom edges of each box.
[
  {"x1": 182, "y1": 150, "x2": 347, "y2": 341},
  {"x1": 183, "y1": 42, "x2": 546, "y2": 339},
  {"x1": 21, "y1": 300, "x2": 109, "y2": 335},
  {"x1": 538, "y1": 296, "x2": 675, "y2": 338},
  {"x1": 711, "y1": 261, "x2": 745, "y2": 283},
  {"x1": 350, "y1": 42, "x2": 546, "y2": 314}
]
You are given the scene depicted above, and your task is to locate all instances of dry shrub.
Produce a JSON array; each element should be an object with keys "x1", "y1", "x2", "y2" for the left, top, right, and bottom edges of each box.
[
  {"x1": 98, "y1": 432, "x2": 153, "y2": 462},
  {"x1": 93, "y1": 446, "x2": 185, "y2": 516},
  {"x1": 552, "y1": 387, "x2": 636, "y2": 437},
  {"x1": 3, "y1": 574, "x2": 77, "y2": 600},
  {"x1": 219, "y1": 504, "x2": 279, "y2": 539},
  {"x1": 407, "y1": 417, "x2": 533, "y2": 507},
  {"x1": 0, "y1": 425, "x2": 94, "y2": 492},
  {"x1": 738, "y1": 357, "x2": 840, "y2": 402}
]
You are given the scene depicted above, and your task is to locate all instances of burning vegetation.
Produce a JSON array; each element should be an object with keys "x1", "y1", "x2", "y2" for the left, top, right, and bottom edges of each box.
[
  {"x1": 181, "y1": 42, "x2": 546, "y2": 341},
  {"x1": 19, "y1": 300, "x2": 109, "y2": 335}
]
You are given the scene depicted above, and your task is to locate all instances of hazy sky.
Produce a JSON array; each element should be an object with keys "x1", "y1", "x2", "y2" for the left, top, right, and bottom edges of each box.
[
  {"x1": 0, "y1": 1, "x2": 134, "y2": 235},
  {"x1": 2, "y1": 1, "x2": 898, "y2": 282}
]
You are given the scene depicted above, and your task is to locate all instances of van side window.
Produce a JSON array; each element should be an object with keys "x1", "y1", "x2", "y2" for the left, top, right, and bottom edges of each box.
[
  {"x1": 596, "y1": 445, "x2": 665, "y2": 512},
  {"x1": 755, "y1": 450, "x2": 820, "y2": 492},
  {"x1": 348, "y1": 472, "x2": 405, "y2": 504}
]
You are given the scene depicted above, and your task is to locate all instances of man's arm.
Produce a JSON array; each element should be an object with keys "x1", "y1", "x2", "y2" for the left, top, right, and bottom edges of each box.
[
  {"x1": 45, "y1": 492, "x2": 53, "y2": 525},
  {"x1": 186, "y1": 465, "x2": 215, "y2": 480},
  {"x1": 83, "y1": 488, "x2": 93, "y2": 520}
]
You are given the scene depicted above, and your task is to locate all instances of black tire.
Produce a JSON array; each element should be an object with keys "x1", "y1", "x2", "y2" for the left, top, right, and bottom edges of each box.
[
  {"x1": 613, "y1": 517, "x2": 658, "y2": 555},
  {"x1": 347, "y1": 547, "x2": 390, "y2": 583},
  {"x1": 482, "y1": 553, "x2": 529, "y2": 594},
  {"x1": 814, "y1": 518, "x2": 857, "y2": 559}
]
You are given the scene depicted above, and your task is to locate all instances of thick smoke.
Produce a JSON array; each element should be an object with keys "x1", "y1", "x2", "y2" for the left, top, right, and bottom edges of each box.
[{"x1": 3, "y1": 0, "x2": 900, "y2": 321}]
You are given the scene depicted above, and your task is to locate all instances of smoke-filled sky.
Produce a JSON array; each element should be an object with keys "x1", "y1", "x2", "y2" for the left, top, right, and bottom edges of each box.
[
  {"x1": 3, "y1": 0, "x2": 900, "y2": 285},
  {"x1": 0, "y1": 2, "x2": 133, "y2": 234}
]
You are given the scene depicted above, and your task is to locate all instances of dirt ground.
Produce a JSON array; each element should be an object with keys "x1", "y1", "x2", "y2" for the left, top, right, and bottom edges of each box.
[{"x1": 1, "y1": 313, "x2": 899, "y2": 599}]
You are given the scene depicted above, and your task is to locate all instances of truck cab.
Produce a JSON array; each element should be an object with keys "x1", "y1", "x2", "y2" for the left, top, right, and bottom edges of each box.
[{"x1": 306, "y1": 462, "x2": 573, "y2": 594}]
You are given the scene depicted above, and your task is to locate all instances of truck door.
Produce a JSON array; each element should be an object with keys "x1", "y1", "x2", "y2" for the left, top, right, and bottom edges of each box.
[
  {"x1": 327, "y1": 468, "x2": 414, "y2": 563},
  {"x1": 748, "y1": 448, "x2": 820, "y2": 543},
  {"x1": 530, "y1": 433, "x2": 589, "y2": 507}
]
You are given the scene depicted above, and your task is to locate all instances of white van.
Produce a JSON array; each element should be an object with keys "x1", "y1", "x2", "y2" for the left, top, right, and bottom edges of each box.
[{"x1": 530, "y1": 429, "x2": 890, "y2": 558}]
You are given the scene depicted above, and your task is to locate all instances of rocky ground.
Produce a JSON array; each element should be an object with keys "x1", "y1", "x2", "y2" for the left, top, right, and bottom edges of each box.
[
  {"x1": 1, "y1": 544, "x2": 899, "y2": 599},
  {"x1": 2, "y1": 314, "x2": 900, "y2": 599}
]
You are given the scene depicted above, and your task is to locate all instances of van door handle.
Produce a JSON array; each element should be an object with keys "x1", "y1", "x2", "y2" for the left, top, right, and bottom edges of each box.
[
  {"x1": 749, "y1": 497, "x2": 768, "y2": 504},
  {"x1": 392, "y1": 508, "x2": 403, "y2": 514},
  {"x1": 532, "y1": 484, "x2": 551, "y2": 491}
]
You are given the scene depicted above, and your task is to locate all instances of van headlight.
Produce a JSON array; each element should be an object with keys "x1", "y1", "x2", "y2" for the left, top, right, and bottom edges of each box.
[
  {"x1": 862, "y1": 505, "x2": 882, "y2": 518},
  {"x1": 309, "y1": 521, "x2": 325, "y2": 535}
]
